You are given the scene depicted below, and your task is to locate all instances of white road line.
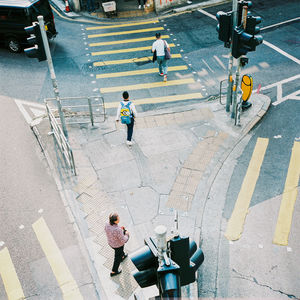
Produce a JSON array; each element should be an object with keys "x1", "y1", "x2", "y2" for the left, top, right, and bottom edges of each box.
[
  {"x1": 261, "y1": 17, "x2": 300, "y2": 31},
  {"x1": 214, "y1": 55, "x2": 226, "y2": 70},
  {"x1": 15, "y1": 99, "x2": 45, "y2": 124},
  {"x1": 273, "y1": 90, "x2": 300, "y2": 106},
  {"x1": 198, "y1": 9, "x2": 216, "y2": 20},
  {"x1": 260, "y1": 74, "x2": 300, "y2": 90},
  {"x1": 263, "y1": 40, "x2": 300, "y2": 65},
  {"x1": 202, "y1": 59, "x2": 214, "y2": 73}
]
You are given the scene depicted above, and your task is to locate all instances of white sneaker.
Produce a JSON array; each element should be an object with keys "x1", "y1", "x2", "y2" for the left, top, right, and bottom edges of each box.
[
  {"x1": 126, "y1": 140, "x2": 133, "y2": 146},
  {"x1": 138, "y1": 5, "x2": 141, "y2": 9}
]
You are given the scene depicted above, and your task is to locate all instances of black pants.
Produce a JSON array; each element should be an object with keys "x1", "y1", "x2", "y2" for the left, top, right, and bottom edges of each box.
[
  {"x1": 138, "y1": 0, "x2": 146, "y2": 5},
  {"x1": 112, "y1": 245, "x2": 125, "y2": 272},
  {"x1": 126, "y1": 118, "x2": 134, "y2": 141}
]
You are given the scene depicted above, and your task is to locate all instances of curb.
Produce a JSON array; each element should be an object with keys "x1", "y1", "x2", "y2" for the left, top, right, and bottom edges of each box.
[{"x1": 50, "y1": 0, "x2": 229, "y2": 23}]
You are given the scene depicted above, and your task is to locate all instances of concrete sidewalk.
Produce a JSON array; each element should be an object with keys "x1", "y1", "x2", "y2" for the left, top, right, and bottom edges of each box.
[{"x1": 33, "y1": 93, "x2": 270, "y2": 299}]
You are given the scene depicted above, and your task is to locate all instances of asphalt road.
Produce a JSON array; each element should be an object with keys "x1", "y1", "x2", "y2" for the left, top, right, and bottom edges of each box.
[{"x1": 0, "y1": 97, "x2": 99, "y2": 299}]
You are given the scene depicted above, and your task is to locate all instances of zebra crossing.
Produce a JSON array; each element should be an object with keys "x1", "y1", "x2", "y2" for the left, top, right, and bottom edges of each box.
[
  {"x1": 85, "y1": 20, "x2": 205, "y2": 107},
  {"x1": 0, "y1": 217, "x2": 83, "y2": 300},
  {"x1": 225, "y1": 139, "x2": 300, "y2": 246}
]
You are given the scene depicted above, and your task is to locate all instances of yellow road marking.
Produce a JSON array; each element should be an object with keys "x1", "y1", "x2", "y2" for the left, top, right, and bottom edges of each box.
[
  {"x1": 32, "y1": 217, "x2": 84, "y2": 300},
  {"x1": 0, "y1": 247, "x2": 25, "y2": 300},
  {"x1": 105, "y1": 93, "x2": 203, "y2": 108},
  {"x1": 93, "y1": 53, "x2": 182, "y2": 66},
  {"x1": 92, "y1": 44, "x2": 175, "y2": 56},
  {"x1": 86, "y1": 20, "x2": 159, "y2": 30},
  {"x1": 89, "y1": 35, "x2": 169, "y2": 47},
  {"x1": 273, "y1": 141, "x2": 300, "y2": 246},
  {"x1": 100, "y1": 78, "x2": 195, "y2": 93},
  {"x1": 88, "y1": 27, "x2": 164, "y2": 38},
  {"x1": 225, "y1": 138, "x2": 269, "y2": 241},
  {"x1": 96, "y1": 65, "x2": 188, "y2": 78}
]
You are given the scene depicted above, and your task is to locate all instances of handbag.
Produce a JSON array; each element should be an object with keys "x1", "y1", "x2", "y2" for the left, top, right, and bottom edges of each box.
[
  {"x1": 164, "y1": 40, "x2": 171, "y2": 60},
  {"x1": 152, "y1": 50, "x2": 157, "y2": 62}
]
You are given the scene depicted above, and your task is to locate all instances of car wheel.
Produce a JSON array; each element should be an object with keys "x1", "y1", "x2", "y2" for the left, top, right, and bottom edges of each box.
[{"x1": 7, "y1": 37, "x2": 21, "y2": 53}]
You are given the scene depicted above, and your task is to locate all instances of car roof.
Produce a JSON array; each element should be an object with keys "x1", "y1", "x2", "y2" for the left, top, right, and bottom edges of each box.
[{"x1": 0, "y1": 0, "x2": 39, "y2": 8}]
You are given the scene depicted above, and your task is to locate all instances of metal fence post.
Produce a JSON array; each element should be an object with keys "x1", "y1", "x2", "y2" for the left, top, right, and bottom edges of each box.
[{"x1": 87, "y1": 97, "x2": 94, "y2": 126}]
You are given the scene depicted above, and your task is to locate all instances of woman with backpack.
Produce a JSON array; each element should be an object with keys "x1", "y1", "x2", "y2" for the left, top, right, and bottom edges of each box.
[{"x1": 115, "y1": 91, "x2": 137, "y2": 146}]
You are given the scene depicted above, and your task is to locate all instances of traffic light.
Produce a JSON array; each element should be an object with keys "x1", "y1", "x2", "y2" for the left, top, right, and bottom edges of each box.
[
  {"x1": 245, "y1": 15, "x2": 263, "y2": 51},
  {"x1": 129, "y1": 238, "x2": 158, "y2": 288},
  {"x1": 24, "y1": 22, "x2": 46, "y2": 61},
  {"x1": 169, "y1": 236, "x2": 204, "y2": 286},
  {"x1": 157, "y1": 262, "x2": 181, "y2": 298},
  {"x1": 231, "y1": 24, "x2": 262, "y2": 59},
  {"x1": 216, "y1": 11, "x2": 232, "y2": 48}
]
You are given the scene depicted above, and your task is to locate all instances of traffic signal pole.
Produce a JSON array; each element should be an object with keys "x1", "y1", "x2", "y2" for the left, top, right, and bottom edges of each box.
[
  {"x1": 231, "y1": 6, "x2": 248, "y2": 120},
  {"x1": 225, "y1": 0, "x2": 238, "y2": 112},
  {"x1": 37, "y1": 15, "x2": 68, "y2": 139}
]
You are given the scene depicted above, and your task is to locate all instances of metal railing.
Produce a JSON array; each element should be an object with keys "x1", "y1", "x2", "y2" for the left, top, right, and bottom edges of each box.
[
  {"x1": 219, "y1": 79, "x2": 228, "y2": 105},
  {"x1": 46, "y1": 102, "x2": 76, "y2": 175},
  {"x1": 45, "y1": 96, "x2": 106, "y2": 126}
]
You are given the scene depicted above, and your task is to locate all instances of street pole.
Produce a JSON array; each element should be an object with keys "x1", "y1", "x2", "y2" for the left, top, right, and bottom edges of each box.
[
  {"x1": 231, "y1": 5, "x2": 248, "y2": 120},
  {"x1": 155, "y1": 225, "x2": 170, "y2": 266},
  {"x1": 37, "y1": 15, "x2": 68, "y2": 139},
  {"x1": 225, "y1": 0, "x2": 238, "y2": 112}
]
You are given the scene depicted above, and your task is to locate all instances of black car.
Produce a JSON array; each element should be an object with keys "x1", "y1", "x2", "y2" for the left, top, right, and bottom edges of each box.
[{"x1": 0, "y1": 0, "x2": 57, "y2": 53}]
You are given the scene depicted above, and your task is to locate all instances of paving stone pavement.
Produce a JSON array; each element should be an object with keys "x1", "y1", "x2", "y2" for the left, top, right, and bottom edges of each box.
[{"x1": 35, "y1": 94, "x2": 270, "y2": 299}]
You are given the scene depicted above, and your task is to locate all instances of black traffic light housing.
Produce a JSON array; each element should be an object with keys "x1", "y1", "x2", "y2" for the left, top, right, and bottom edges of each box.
[
  {"x1": 24, "y1": 22, "x2": 46, "y2": 62},
  {"x1": 232, "y1": 24, "x2": 262, "y2": 59},
  {"x1": 216, "y1": 11, "x2": 232, "y2": 48},
  {"x1": 169, "y1": 236, "x2": 204, "y2": 286},
  {"x1": 157, "y1": 262, "x2": 181, "y2": 297},
  {"x1": 130, "y1": 237, "x2": 158, "y2": 288}
]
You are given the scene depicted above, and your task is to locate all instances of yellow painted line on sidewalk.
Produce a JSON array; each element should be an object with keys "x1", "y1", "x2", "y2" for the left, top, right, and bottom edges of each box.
[
  {"x1": 0, "y1": 247, "x2": 25, "y2": 300},
  {"x1": 94, "y1": 53, "x2": 182, "y2": 67},
  {"x1": 96, "y1": 65, "x2": 188, "y2": 78},
  {"x1": 100, "y1": 78, "x2": 195, "y2": 93},
  {"x1": 32, "y1": 217, "x2": 83, "y2": 300},
  {"x1": 86, "y1": 20, "x2": 159, "y2": 30},
  {"x1": 88, "y1": 27, "x2": 164, "y2": 38},
  {"x1": 105, "y1": 92, "x2": 203, "y2": 108},
  {"x1": 273, "y1": 141, "x2": 300, "y2": 246},
  {"x1": 225, "y1": 138, "x2": 269, "y2": 241},
  {"x1": 92, "y1": 44, "x2": 175, "y2": 56},
  {"x1": 89, "y1": 35, "x2": 169, "y2": 47}
]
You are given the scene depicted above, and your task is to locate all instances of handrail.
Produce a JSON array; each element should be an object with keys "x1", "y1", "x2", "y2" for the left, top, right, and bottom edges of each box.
[{"x1": 46, "y1": 103, "x2": 76, "y2": 175}]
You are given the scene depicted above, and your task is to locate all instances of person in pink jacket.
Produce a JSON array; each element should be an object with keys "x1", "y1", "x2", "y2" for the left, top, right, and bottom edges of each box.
[{"x1": 104, "y1": 213, "x2": 130, "y2": 276}]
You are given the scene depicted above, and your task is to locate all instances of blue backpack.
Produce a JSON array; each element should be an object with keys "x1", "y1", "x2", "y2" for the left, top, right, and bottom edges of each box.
[{"x1": 120, "y1": 101, "x2": 132, "y2": 124}]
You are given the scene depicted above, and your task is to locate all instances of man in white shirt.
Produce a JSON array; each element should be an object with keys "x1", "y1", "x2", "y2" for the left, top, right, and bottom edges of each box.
[{"x1": 152, "y1": 32, "x2": 170, "y2": 82}]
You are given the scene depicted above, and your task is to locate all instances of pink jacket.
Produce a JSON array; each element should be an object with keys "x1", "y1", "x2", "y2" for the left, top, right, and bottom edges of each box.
[{"x1": 105, "y1": 223, "x2": 129, "y2": 249}]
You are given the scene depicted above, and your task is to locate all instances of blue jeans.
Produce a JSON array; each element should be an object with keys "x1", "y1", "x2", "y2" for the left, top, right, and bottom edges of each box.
[
  {"x1": 126, "y1": 118, "x2": 134, "y2": 141},
  {"x1": 157, "y1": 56, "x2": 167, "y2": 75}
]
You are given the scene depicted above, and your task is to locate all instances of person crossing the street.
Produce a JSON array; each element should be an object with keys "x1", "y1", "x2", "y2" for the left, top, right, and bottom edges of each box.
[
  {"x1": 152, "y1": 32, "x2": 170, "y2": 82},
  {"x1": 115, "y1": 91, "x2": 137, "y2": 146}
]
